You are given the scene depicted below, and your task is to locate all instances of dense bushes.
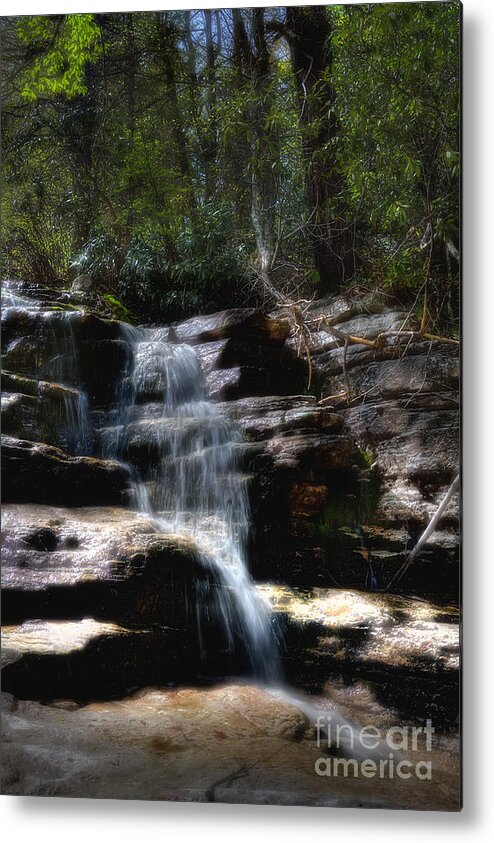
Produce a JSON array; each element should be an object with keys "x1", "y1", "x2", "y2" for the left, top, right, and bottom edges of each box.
[{"x1": 69, "y1": 203, "x2": 248, "y2": 320}]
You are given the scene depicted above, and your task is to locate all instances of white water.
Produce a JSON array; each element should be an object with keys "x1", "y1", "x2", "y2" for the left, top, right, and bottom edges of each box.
[
  {"x1": 1, "y1": 281, "x2": 92, "y2": 456},
  {"x1": 103, "y1": 325, "x2": 281, "y2": 681}
]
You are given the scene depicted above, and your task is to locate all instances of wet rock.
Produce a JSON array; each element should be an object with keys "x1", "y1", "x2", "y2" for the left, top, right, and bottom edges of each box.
[
  {"x1": 260, "y1": 584, "x2": 460, "y2": 676},
  {"x1": 166, "y1": 308, "x2": 290, "y2": 345},
  {"x1": 1, "y1": 308, "x2": 127, "y2": 406},
  {"x1": 0, "y1": 682, "x2": 459, "y2": 809},
  {"x1": 1, "y1": 279, "x2": 75, "y2": 309},
  {"x1": 1, "y1": 619, "x2": 200, "y2": 701},
  {"x1": 98, "y1": 414, "x2": 232, "y2": 472},
  {"x1": 1, "y1": 502, "x2": 260, "y2": 683},
  {"x1": 0, "y1": 504, "x2": 229, "y2": 644},
  {"x1": 1, "y1": 377, "x2": 87, "y2": 449},
  {"x1": 76, "y1": 338, "x2": 129, "y2": 407},
  {"x1": 1, "y1": 436, "x2": 131, "y2": 506}
]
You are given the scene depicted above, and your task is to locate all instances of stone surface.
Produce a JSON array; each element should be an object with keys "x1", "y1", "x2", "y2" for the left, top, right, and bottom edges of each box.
[
  {"x1": 0, "y1": 504, "x2": 211, "y2": 627},
  {"x1": 217, "y1": 395, "x2": 343, "y2": 440},
  {"x1": 166, "y1": 308, "x2": 290, "y2": 345},
  {"x1": 1, "y1": 436, "x2": 131, "y2": 506},
  {"x1": 1, "y1": 307, "x2": 127, "y2": 407},
  {"x1": 1, "y1": 682, "x2": 459, "y2": 809},
  {"x1": 1, "y1": 619, "x2": 201, "y2": 701},
  {"x1": 1, "y1": 376, "x2": 87, "y2": 450},
  {"x1": 260, "y1": 585, "x2": 460, "y2": 674},
  {"x1": 280, "y1": 298, "x2": 461, "y2": 591}
]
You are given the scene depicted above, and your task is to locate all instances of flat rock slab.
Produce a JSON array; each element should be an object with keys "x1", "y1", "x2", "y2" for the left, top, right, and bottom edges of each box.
[
  {"x1": 1, "y1": 619, "x2": 201, "y2": 700},
  {"x1": 2, "y1": 618, "x2": 125, "y2": 667},
  {"x1": 1, "y1": 682, "x2": 459, "y2": 809},
  {"x1": 1, "y1": 436, "x2": 131, "y2": 506},
  {"x1": 216, "y1": 395, "x2": 343, "y2": 440},
  {"x1": 1, "y1": 504, "x2": 211, "y2": 630},
  {"x1": 259, "y1": 585, "x2": 459, "y2": 674},
  {"x1": 165, "y1": 308, "x2": 290, "y2": 345},
  {"x1": 264, "y1": 432, "x2": 354, "y2": 471},
  {"x1": 1, "y1": 504, "x2": 199, "y2": 590}
]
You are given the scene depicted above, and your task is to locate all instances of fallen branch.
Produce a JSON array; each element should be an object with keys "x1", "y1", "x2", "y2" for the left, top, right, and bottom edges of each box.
[
  {"x1": 307, "y1": 315, "x2": 379, "y2": 349},
  {"x1": 318, "y1": 390, "x2": 348, "y2": 404},
  {"x1": 422, "y1": 331, "x2": 460, "y2": 346},
  {"x1": 249, "y1": 265, "x2": 458, "y2": 394},
  {"x1": 385, "y1": 473, "x2": 460, "y2": 591}
]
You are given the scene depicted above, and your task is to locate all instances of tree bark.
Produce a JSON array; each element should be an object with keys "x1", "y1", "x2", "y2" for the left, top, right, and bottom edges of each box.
[
  {"x1": 285, "y1": 5, "x2": 356, "y2": 293},
  {"x1": 233, "y1": 8, "x2": 277, "y2": 274},
  {"x1": 155, "y1": 11, "x2": 196, "y2": 218}
]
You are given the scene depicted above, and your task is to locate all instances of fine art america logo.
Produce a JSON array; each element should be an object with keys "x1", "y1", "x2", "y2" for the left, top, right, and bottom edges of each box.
[{"x1": 314, "y1": 716, "x2": 434, "y2": 780}]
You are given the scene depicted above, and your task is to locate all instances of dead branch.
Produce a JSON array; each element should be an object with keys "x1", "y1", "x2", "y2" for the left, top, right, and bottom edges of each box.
[
  {"x1": 318, "y1": 390, "x2": 348, "y2": 404},
  {"x1": 249, "y1": 264, "x2": 458, "y2": 393},
  {"x1": 385, "y1": 473, "x2": 460, "y2": 592}
]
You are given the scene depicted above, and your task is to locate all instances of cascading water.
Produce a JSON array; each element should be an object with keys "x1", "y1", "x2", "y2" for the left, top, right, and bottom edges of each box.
[
  {"x1": 1, "y1": 281, "x2": 92, "y2": 456},
  {"x1": 101, "y1": 325, "x2": 281, "y2": 682}
]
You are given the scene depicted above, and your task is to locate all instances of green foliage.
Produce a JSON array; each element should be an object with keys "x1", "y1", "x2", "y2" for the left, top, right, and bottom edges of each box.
[
  {"x1": 332, "y1": 1, "x2": 460, "y2": 313},
  {"x1": 18, "y1": 14, "x2": 102, "y2": 100},
  {"x1": 70, "y1": 233, "x2": 119, "y2": 287},
  {"x1": 101, "y1": 293, "x2": 134, "y2": 323},
  {"x1": 1, "y1": 6, "x2": 460, "y2": 330},
  {"x1": 167, "y1": 203, "x2": 246, "y2": 311},
  {"x1": 70, "y1": 203, "x2": 246, "y2": 319}
]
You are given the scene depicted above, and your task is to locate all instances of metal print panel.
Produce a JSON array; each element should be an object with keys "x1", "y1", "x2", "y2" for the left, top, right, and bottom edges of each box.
[{"x1": 0, "y1": 2, "x2": 461, "y2": 810}]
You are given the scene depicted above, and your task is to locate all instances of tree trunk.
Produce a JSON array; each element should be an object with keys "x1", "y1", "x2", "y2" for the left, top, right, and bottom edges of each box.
[
  {"x1": 155, "y1": 11, "x2": 196, "y2": 218},
  {"x1": 125, "y1": 13, "x2": 137, "y2": 234},
  {"x1": 285, "y1": 5, "x2": 356, "y2": 293},
  {"x1": 233, "y1": 8, "x2": 277, "y2": 274},
  {"x1": 203, "y1": 9, "x2": 218, "y2": 201},
  {"x1": 67, "y1": 59, "x2": 98, "y2": 252}
]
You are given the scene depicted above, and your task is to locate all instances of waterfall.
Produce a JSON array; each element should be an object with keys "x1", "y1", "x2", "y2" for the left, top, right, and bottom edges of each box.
[
  {"x1": 1, "y1": 281, "x2": 92, "y2": 456},
  {"x1": 102, "y1": 325, "x2": 281, "y2": 682}
]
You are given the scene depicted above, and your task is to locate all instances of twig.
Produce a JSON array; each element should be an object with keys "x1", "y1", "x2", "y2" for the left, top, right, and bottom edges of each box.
[
  {"x1": 342, "y1": 336, "x2": 351, "y2": 405},
  {"x1": 319, "y1": 391, "x2": 347, "y2": 404}
]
